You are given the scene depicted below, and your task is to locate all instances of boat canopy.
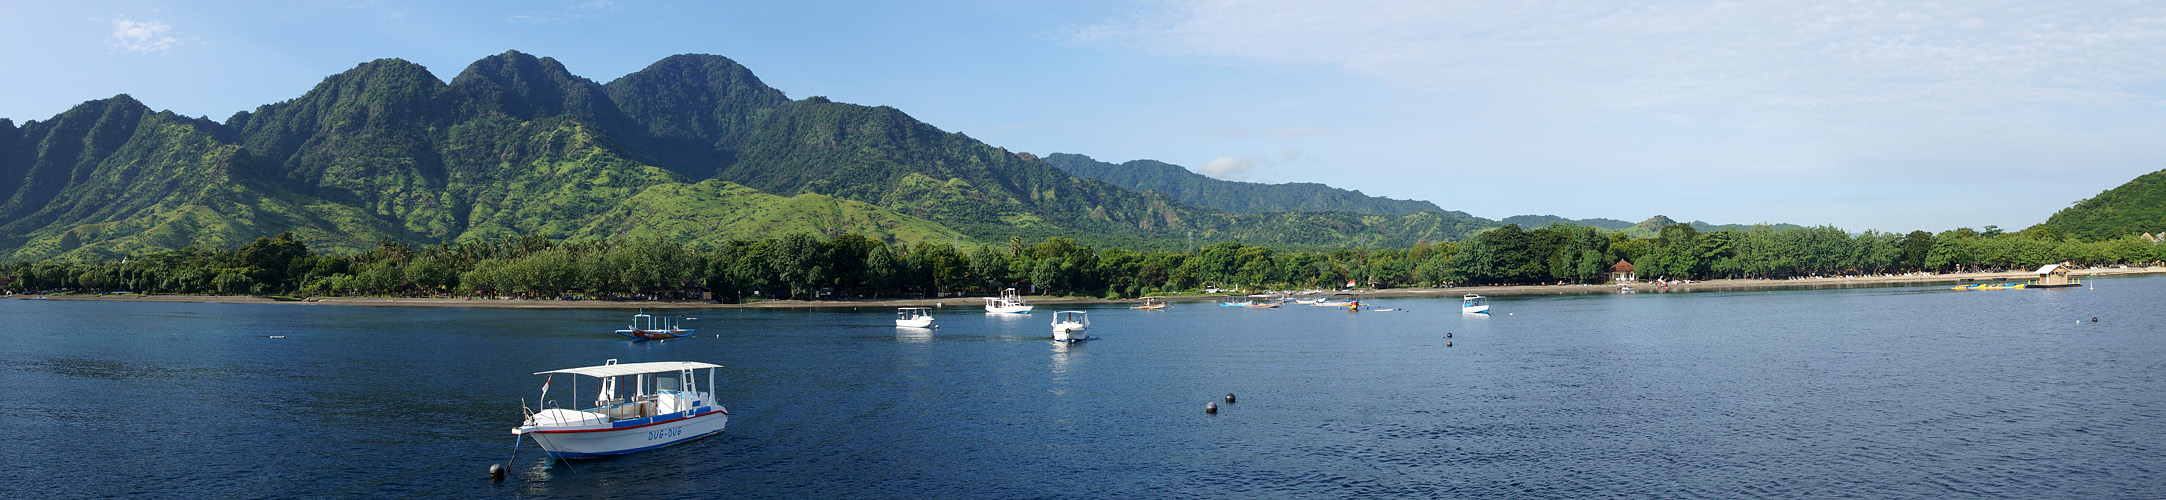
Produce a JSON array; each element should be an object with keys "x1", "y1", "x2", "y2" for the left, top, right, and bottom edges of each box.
[{"x1": 535, "y1": 361, "x2": 723, "y2": 377}]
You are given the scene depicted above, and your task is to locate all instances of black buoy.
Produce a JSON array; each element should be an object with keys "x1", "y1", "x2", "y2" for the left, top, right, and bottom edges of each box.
[
  {"x1": 1225, "y1": 393, "x2": 1237, "y2": 404},
  {"x1": 2092, "y1": 317, "x2": 2099, "y2": 322},
  {"x1": 1205, "y1": 402, "x2": 1219, "y2": 414},
  {"x1": 1446, "y1": 341, "x2": 1453, "y2": 347},
  {"x1": 1445, "y1": 332, "x2": 1453, "y2": 338},
  {"x1": 489, "y1": 463, "x2": 506, "y2": 482}
]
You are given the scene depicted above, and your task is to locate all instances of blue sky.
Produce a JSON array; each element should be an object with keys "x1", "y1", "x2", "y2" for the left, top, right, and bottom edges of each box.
[{"x1": 5, "y1": 1, "x2": 2163, "y2": 234}]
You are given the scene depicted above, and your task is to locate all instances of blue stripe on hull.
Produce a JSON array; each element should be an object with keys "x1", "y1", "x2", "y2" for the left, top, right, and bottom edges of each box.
[{"x1": 540, "y1": 427, "x2": 728, "y2": 459}]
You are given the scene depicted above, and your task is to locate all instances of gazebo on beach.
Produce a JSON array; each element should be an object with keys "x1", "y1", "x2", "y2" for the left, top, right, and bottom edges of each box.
[{"x1": 1609, "y1": 260, "x2": 1635, "y2": 283}]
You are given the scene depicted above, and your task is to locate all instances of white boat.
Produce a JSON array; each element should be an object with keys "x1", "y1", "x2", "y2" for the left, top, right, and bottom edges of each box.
[
  {"x1": 511, "y1": 359, "x2": 730, "y2": 459},
  {"x1": 1461, "y1": 294, "x2": 1490, "y2": 314},
  {"x1": 895, "y1": 307, "x2": 935, "y2": 328},
  {"x1": 1051, "y1": 310, "x2": 1089, "y2": 342},
  {"x1": 984, "y1": 288, "x2": 1034, "y2": 314}
]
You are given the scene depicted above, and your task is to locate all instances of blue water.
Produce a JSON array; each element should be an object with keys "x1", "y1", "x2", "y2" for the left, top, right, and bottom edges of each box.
[{"x1": 3, "y1": 278, "x2": 2162, "y2": 499}]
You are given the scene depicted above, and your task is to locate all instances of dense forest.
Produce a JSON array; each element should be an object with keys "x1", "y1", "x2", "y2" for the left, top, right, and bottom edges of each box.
[{"x1": 7, "y1": 222, "x2": 2159, "y2": 301}]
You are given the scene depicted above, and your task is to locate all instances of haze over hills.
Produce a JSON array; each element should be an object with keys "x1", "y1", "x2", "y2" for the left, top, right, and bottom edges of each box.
[{"x1": 0, "y1": 51, "x2": 1508, "y2": 260}]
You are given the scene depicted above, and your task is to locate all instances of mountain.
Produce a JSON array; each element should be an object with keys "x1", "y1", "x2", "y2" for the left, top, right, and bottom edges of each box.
[
  {"x1": 2040, "y1": 169, "x2": 2166, "y2": 241},
  {"x1": 1042, "y1": 153, "x2": 1453, "y2": 216},
  {"x1": 1498, "y1": 214, "x2": 1635, "y2": 230},
  {"x1": 0, "y1": 51, "x2": 1497, "y2": 260},
  {"x1": 1612, "y1": 215, "x2": 1805, "y2": 238}
]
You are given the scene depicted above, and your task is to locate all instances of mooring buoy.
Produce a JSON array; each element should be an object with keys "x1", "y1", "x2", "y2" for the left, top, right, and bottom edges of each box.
[
  {"x1": 2092, "y1": 317, "x2": 2099, "y2": 322},
  {"x1": 1446, "y1": 341, "x2": 1453, "y2": 347},
  {"x1": 1445, "y1": 332, "x2": 1453, "y2": 338},
  {"x1": 489, "y1": 463, "x2": 506, "y2": 481},
  {"x1": 1225, "y1": 393, "x2": 1237, "y2": 404},
  {"x1": 1205, "y1": 402, "x2": 1219, "y2": 414}
]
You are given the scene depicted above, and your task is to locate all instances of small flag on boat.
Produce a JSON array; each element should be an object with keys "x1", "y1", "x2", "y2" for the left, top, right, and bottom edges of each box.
[{"x1": 538, "y1": 374, "x2": 553, "y2": 401}]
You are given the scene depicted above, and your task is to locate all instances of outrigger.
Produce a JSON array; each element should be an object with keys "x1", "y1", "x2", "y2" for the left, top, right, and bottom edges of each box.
[{"x1": 615, "y1": 310, "x2": 693, "y2": 340}]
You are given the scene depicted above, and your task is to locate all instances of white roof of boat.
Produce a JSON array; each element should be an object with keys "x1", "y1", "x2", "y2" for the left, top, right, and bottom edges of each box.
[{"x1": 535, "y1": 361, "x2": 721, "y2": 377}]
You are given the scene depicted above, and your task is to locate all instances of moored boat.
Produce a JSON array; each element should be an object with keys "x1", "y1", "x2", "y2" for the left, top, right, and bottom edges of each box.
[
  {"x1": 1461, "y1": 294, "x2": 1490, "y2": 314},
  {"x1": 1130, "y1": 297, "x2": 1169, "y2": 310},
  {"x1": 1051, "y1": 310, "x2": 1089, "y2": 342},
  {"x1": 895, "y1": 307, "x2": 935, "y2": 328},
  {"x1": 984, "y1": 288, "x2": 1034, "y2": 314},
  {"x1": 512, "y1": 359, "x2": 730, "y2": 459},
  {"x1": 615, "y1": 310, "x2": 693, "y2": 340}
]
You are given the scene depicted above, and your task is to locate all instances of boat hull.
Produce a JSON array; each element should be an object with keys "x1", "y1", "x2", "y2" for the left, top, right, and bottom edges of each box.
[
  {"x1": 896, "y1": 317, "x2": 934, "y2": 328},
  {"x1": 524, "y1": 411, "x2": 729, "y2": 459},
  {"x1": 616, "y1": 329, "x2": 693, "y2": 340},
  {"x1": 1462, "y1": 305, "x2": 1489, "y2": 314},
  {"x1": 1053, "y1": 326, "x2": 1086, "y2": 342}
]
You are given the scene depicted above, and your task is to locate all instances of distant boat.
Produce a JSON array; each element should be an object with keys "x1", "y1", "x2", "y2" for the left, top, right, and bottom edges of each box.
[
  {"x1": 615, "y1": 310, "x2": 693, "y2": 340},
  {"x1": 512, "y1": 359, "x2": 730, "y2": 459},
  {"x1": 895, "y1": 307, "x2": 935, "y2": 328},
  {"x1": 1130, "y1": 297, "x2": 1169, "y2": 310},
  {"x1": 1218, "y1": 295, "x2": 1253, "y2": 307},
  {"x1": 984, "y1": 288, "x2": 1034, "y2": 314},
  {"x1": 1461, "y1": 294, "x2": 1490, "y2": 314},
  {"x1": 1051, "y1": 311, "x2": 1090, "y2": 342}
]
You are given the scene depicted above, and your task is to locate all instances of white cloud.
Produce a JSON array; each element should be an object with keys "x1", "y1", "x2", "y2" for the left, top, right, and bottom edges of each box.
[
  {"x1": 108, "y1": 18, "x2": 182, "y2": 53},
  {"x1": 1198, "y1": 147, "x2": 1303, "y2": 181},
  {"x1": 1071, "y1": 1, "x2": 2166, "y2": 135}
]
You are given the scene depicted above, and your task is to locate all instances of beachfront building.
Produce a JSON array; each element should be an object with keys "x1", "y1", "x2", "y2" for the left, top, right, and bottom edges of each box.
[
  {"x1": 2035, "y1": 263, "x2": 2075, "y2": 286},
  {"x1": 1609, "y1": 260, "x2": 1635, "y2": 283}
]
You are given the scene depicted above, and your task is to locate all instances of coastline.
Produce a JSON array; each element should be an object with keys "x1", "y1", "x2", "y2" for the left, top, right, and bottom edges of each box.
[{"x1": 11, "y1": 266, "x2": 2159, "y2": 309}]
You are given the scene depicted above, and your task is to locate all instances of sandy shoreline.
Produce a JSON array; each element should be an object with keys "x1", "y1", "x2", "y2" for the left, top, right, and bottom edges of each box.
[{"x1": 10, "y1": 266, "x2": 2158, "y2": 310}]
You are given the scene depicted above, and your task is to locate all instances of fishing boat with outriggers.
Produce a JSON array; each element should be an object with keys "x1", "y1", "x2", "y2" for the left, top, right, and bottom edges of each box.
[
  {"x1": 615, "y1": 310, "x2": 693, "y2": 340},
  {"x1": 1130, "y1": 297, "x2": 1170, "y2": 310},
  {"x1": 984, "y1": 288, "x2": 1034, "y2": 314},
  {"x1": 1461, "y1": 294, "x2": 1490, "y2": 314},
  {"x1": 511, "y1": 359, "x2": 730, "y2": 459},
  {"x1": 1051, "y1": 311, "x2": 1090, "y2": 342},
  {"x1": 895, "y1": 307, "x2": 935, "y2": 328}
]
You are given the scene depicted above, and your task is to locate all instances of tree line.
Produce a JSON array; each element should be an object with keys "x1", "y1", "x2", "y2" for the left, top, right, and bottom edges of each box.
[{"x1": 5, "y1": 223, "x2": 2162, "y2": 300}]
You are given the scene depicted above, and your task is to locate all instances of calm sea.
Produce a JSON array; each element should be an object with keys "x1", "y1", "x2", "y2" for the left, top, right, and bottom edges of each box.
[{"x1": 3, "y1": 277, "x2": 2161, "y2": 499}]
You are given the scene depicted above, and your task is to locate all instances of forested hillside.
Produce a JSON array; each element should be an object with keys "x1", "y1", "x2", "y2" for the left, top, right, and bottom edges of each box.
[
  {"x1": 2041, "y1": 169, "x2": 2166, "y2": 241},
  {"x1": 1042, "y1": 153, "x2": 1453, "y2": 216}
]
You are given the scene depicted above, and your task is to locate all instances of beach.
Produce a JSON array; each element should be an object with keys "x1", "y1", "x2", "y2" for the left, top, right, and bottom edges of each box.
[{"x1": 12, "y1": 266, "x2": 2159, "y2": 309}]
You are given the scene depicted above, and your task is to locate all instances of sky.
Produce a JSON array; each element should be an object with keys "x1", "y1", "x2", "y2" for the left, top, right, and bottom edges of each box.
[{"x1": 4, "y1": 0, "x2": 2163, "y2": 234}]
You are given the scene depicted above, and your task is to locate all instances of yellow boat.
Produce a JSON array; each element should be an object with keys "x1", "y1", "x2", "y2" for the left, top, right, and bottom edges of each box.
[{"x1": 1953, "y1": 282, "x2": 2025, "y2": 290}]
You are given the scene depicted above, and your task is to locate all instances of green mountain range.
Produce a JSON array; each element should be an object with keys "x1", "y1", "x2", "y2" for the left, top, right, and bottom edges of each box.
[
  {"x1": 0, "y1": 51, "x2": 1508, "y2": 260},
  {"x1": 2041, "y1": 168, "x2": 2166, "y2": 241},
  {"x1": 1042, "y1": 153, "x2": 1453, "y2": 216},
  {"x1": 1041, "y1": 153, "x2": 1803, "y2": 237},
  {"x1": 9, "y1": 51, "x2": 2140, "y2": 262}
]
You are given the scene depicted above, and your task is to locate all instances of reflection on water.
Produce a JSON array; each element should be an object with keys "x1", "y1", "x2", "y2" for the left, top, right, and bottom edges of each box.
[{"x1": 3, "y1": 278, "x2": 2164, "y2": 499}]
